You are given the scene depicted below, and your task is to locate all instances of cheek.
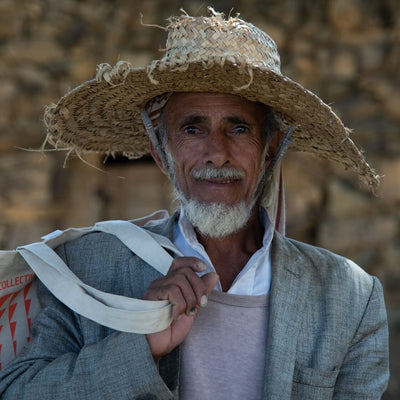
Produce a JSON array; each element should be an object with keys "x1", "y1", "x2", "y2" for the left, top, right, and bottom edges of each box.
[
  {"x1": 170, "y1": 142, "x2": 202, "y2": 169},
  {"x1": 168, "y1": 152, "x2": 194, "y2": 187},
  {"x1": 244, "y1": 150, "x2": 268, "y2": 184},
  {"x1": 239, "y1": 145, "x2": 266, "y2": 168}
]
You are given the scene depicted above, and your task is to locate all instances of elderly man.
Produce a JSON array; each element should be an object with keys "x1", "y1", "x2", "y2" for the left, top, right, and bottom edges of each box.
[{"x1": 0, "y1": 9, "x2": 389, "y2": 400}]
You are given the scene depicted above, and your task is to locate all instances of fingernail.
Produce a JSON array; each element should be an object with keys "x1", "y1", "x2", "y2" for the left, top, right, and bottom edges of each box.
[
  {"x1": 196, "y1": 261, "x2": 207, "y2": 272},
  {"x1": 200, "y1": 295, "x2": 208, "y2": 307}
]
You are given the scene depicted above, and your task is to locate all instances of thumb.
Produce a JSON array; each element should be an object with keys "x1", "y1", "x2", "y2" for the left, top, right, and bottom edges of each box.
[{"x1": 201, "y1": 272, "x2": 219, "y2": 296}]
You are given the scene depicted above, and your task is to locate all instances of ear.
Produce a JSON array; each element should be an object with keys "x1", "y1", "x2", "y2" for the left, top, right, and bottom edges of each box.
[
  {"x1": 150, "y1": 142, "x2": 168, "y2": 175},
  {"x1": 264, "y1": 130, "x2": 285, "y2": 168},
  {"x1": 268, "y1": 130, "x2": 285, "y2": 157}
]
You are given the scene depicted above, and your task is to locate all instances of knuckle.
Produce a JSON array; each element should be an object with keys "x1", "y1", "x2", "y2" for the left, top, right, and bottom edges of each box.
[{"x1": 169, "y1": 284, "x2": 182, "y2": 297}]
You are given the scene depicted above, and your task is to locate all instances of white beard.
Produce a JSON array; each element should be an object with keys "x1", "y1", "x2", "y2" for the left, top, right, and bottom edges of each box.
[
  {"x1": 173, "y1": 188, "x2": 254, "y2": 239},
  {"x1": 165, "y1": 147, "x2": 268, "y2": 239}
]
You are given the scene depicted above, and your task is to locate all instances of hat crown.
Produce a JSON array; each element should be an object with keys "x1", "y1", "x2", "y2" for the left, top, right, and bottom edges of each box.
[{"x1": 161, "y1": 11, "x2": 281, "y2": 74}]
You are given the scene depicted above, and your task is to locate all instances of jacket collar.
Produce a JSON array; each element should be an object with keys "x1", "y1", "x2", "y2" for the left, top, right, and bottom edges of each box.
[{"x1": 146, "y1": 211, "x2": 179, "y2": 241}]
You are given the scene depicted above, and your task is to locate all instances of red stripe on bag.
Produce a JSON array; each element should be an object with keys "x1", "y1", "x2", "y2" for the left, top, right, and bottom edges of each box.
[{"x1": 0, "y1": 294, "x2": 12, "y2": 309}]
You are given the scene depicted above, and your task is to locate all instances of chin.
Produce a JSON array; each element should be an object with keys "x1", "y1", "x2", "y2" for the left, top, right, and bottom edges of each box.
[{"x1": 182, "y1": 199, "x2": 252, "y2": 239}]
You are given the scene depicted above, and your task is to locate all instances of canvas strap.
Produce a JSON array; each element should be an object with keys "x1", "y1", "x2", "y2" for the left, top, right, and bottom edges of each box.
[{"x1": 17, "y1": 220, "x2": 181, "y2": 334}]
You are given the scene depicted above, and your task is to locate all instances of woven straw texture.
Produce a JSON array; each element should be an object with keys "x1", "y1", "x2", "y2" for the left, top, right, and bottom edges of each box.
[{"x1": 43, "y1": 9, "x2": 379, "y2": 190}]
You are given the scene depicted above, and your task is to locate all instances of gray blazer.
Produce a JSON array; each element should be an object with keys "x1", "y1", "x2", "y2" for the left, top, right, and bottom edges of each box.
[{"x1": 0, "y1": 214, "x2": 389, "y2": 399}]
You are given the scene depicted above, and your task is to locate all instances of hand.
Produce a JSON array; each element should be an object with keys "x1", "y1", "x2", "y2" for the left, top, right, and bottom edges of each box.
[{"x1": 143, "y1": 257, "x2": 219, "y2": 361}]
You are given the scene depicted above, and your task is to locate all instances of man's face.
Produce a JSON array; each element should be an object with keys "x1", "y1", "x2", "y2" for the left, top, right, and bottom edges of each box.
[{"x1": 163, "y1": 92, "x2": 268, "y2": 207}]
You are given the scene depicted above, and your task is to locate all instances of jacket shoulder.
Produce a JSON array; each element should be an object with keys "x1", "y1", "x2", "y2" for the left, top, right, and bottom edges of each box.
[
  {"x1": 54, "y1": 220, "x2": 174, "y2": 297},
  {"x1": 56, "y1": 215, "x2": 176, "y2": 273},
  {"x1": 272, "y1": 232, "x2": 375, "y2": 295}
]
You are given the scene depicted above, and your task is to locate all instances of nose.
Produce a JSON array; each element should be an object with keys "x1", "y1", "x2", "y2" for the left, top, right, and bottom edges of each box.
[{"x1": 203, "y1": 131, "x2": 231, "y2": 168}]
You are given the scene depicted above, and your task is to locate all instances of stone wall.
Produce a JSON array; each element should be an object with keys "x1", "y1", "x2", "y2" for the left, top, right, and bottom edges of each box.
[{"x1": 0, "y1": 0, "x2": 399, "y2": 396}]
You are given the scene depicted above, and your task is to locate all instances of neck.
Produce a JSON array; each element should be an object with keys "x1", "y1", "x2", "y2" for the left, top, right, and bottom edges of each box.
[{"x1": 196, "y1": 208, "x2": 264, "y2": 291}]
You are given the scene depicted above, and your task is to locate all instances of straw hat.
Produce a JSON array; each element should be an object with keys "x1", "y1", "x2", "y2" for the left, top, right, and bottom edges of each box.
[{"x1": 43, "y1": 8, "x2": 379, "y2": 190}]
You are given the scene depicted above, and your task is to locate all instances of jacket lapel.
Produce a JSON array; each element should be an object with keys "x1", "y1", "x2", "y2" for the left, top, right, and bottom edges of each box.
[{"x1": 263, "y1": 232, "x2": 310, "y2": 399}]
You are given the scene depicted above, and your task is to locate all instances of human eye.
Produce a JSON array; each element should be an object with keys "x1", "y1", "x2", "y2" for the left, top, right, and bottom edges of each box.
[
  {"x1": 179, "y1": 116, "x2": 206, "y2": 136},
  {"x1": 183, "y1": 125, "x2": 201, "y2": 135},
  {"x1": 231, "y1": 124, "x2": 250, "y2": 135}
]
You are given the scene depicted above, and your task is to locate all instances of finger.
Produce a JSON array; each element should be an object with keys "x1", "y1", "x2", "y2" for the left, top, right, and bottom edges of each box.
[
  {"x1": 163, "y1": 284, "x2": 188, "y2": 320},
  {"x1": 168, "y1": 257, "x2": 208, "y2": 274},
  {"x1": 202, "y1": 272, "x2": 219, "y2": 294},
  {"x1": 144, "y1": 258, "x2": 214, "y2": 314},
  {"x1": 166, "y1": 258, "x2": 210, "y2": 310},
  {"x1": 174, "y1": 267, "x2": 210, "y2": 310},
  {"x1": 145, "y1": 271, "x2": 201, "y2": 316},
  {"x1": 168, "y1": 269, "x2": 218, "y2": 311},
  {"x1": 199, "y1": 272, "x2": 219, "y2": 306},
  {"x1": 169, "y1": 272, "x2": 200, "y2": 315},
  {"x1": 144, "y1": 278, "x2": 189, "y2": 319},
  {"x1": 144, "y1": 269, "x2": 201, "y2": 311}
]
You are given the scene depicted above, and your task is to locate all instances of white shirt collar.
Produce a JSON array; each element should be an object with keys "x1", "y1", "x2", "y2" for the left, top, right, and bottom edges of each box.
[{"x1": 173, "y1": 207, "x2": 273, "y2": 295}]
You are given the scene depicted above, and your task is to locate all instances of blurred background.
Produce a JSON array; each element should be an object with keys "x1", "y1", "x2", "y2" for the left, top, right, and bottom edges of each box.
[{"x1": 0, "y1": 0, "x2": 398, "y2": 396}]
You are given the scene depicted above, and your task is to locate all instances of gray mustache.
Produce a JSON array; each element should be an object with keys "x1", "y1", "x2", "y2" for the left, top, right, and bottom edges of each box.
[{"x1": 192, "y1": 167, "x2": 245, "y2": 180}]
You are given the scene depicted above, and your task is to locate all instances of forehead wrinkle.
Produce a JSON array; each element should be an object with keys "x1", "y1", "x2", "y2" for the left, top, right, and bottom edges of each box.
[
  {"x1": 178, "y1": 114, "x2": 255, "y2": 129},
  {"x1": 179, "y1": 115, "x2": 207, "y2": 128},
  {"x1": 224, "y1": 116, "x2": 255, "y2": 126}
]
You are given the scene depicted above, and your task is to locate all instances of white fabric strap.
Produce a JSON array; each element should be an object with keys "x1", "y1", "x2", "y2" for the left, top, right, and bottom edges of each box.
[
  {"x1": 17, "y1": 220, "x2": 179, "y2": 334},
  {"x1": 94, "y1": 220, "x2": 173, "y2": 275}
]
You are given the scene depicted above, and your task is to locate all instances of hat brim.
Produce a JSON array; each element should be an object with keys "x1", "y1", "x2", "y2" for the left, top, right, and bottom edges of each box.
[{"x1": 44, "y1": 61, "x2": 379, "y2": 190}]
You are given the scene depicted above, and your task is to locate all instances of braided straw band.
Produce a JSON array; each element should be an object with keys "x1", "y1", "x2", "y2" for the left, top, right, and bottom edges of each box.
[{"x1": 43, "y1": 8, "x2": 379, "y2": 190}]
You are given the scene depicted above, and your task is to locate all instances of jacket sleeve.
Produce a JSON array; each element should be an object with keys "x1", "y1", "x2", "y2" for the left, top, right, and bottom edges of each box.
[
  {"x1": 0, "y1": 236, "x2": 175, "y2": 400},
  {"x1": 333, "y1": 276, "x2": 390, "y2": 399}
]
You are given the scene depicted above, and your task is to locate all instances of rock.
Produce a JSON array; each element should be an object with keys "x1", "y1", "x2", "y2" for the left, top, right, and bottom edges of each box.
[
  {"x1": 318, "y1": 215, "x2": 398, "y2": 253},
  {"x1": 0, "y1": 1, "x2": 23, "y2": 41},
  {"x1": 331, "y1": 50, "x2": 358, "y2": 79},
  {"x1": 4, "y1": 37, "x2": 65, "y2": 66},
  {"x1": 329, "y1": 0, "x2": 362, "y2": 32},
  {"x1": 326, "y1": 179, "x2": 372, "y2": 218}
]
